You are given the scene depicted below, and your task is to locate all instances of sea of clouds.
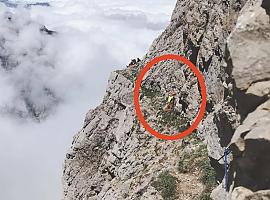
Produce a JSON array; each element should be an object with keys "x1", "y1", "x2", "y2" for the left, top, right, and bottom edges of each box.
[{"x1": 0, "y1": 1, "x2": 176, "y2": 199}]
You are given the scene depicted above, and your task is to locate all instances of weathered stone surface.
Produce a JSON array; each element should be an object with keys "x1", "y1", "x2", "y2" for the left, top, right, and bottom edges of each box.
[
  {"x1": 246, "y1": 81, "x2": 270, "y2": 97},
  {"x1": 229, "y1": 0, "x2": 270, "y2": 91},
  {"x1": 231, "y1": 187, "x2": 270, "y2": 200},
  {"x1": 211, "y1": 184, "x2": 229, "y2": 200}
]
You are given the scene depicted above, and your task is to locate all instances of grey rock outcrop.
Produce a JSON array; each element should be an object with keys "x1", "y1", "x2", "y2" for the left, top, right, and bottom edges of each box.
[
  {"x1": 63, "y1": 0, "x2": 270, "y2": 199},
  {"x1": 226, "y1": 0, "x2": 270, "y2": 197},
  {"x1": 231, "y1": 187, "x2": 270, "y2": 200}
]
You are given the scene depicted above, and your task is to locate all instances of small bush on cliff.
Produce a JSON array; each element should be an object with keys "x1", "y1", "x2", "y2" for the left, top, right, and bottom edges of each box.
[
  {"x1": 199, "y1": 193, "x2": 212, "y2": 200},
  {"x1": 178, "y1": 151, "x2": 190, "y2": 173},
  {"x1": 178, "y1": 145, "x2": 206, "y2": 173},
  {"x1": 183, "y1": 131, "x2": 201, "y2": 146},
  {"x1": 178, "y1": 145, "x2": 216, "y2": 200},
  {"x1": 158, "y1": 110, "x2": 189, "y2": 132},
  {"x1": 199, "y1": 158, "x2": 216, "y2": 188},
  {"x1": 141, "y1": 86, "x2": 161, "y2": 99},
  {"x1": 152, "y1": 171, "x2": 177, "y2": 200}
]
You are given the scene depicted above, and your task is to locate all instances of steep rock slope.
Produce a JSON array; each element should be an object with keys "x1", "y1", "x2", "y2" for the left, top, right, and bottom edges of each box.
[{"x1": 63, "y1": 0, "x2": 270, "y2": 199}]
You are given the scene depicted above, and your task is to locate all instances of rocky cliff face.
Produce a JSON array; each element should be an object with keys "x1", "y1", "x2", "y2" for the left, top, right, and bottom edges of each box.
[
  {"x1": 63, "y1": 0, "x2": 270, "y2": 199},
  {"x1": 225, "y1": 0, "x2": 270, "y2": 199}
]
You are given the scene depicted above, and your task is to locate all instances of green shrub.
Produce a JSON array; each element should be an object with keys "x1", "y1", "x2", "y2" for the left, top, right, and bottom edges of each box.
[
  {"x1": 178, "y1": 151, "x2": 190, "y2": 173},
  {"x1": 158, "y1": 110, "x2": 189, "y2": 132},
  {"x1": 178, "y1": 145, "x2": 206, "y2": 173},
  {"x1": 178, "y1": 159, "x2": 189, "y2": 173},
  {"x1": 200, "y1": 160, "x2": 216, "y2": 188},
  {"x1": 178, "y1": 145, "x2": 216, "y2": 200},
  {"x1": 198, "y1": 193, "x2": 212, "y2": 200},
  {"x1": 141, "y1": 87, "x2": 160, "y2": 99},
  {"x1": 152, "y1": 171, "x2": 177, "y2": 200},
  {"x1": 184, "y1": 131, "x2": 201, "y2": 145}
]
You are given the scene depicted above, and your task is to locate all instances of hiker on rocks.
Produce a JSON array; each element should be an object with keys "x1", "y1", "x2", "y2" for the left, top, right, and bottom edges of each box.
[
  {"x1": 131, "y1": 59, "x2": 137, "y2": 65},
  {"x1": 163, "y1": 92, "x2": 176, "y2": 112},
  {"x1": 127, "y1": 58, "x2": 140, "y2": 69},
  {"x1": 223, "y1": 81, "x2": 233, "y2": 98},
  {"x1": 179, "y1": 92, "x2": 189, "y2": 113}
]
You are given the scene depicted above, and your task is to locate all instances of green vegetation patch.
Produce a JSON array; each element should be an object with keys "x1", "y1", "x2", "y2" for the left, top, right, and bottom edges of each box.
[
  {"x1": 140, "y1": 83, "x2": 190, "y2": 134},
  {"x1": 157, "y1": 110, "x2": 189, "y2": 133},
  {"x1": 141, "y1": 86, "x2": 161, "y2": 99},
  {"x1": 152, "y1": 171, "x2": 178, "y2": 200},
  {"x1": 178, "y1": 145, "x2": 217, "y2": 200},
  {"x1": 182, "y1": 131, "x2": 201, "y2": 146},
  {"x1": 199, "y1": 193, "x2": 212, "y2": 200},
  {"x1": 178, "y1": 145, "x2": 207, "y2": 173}
]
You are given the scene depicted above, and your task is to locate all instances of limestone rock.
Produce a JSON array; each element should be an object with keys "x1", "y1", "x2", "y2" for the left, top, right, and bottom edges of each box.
[
  {"x1": 229, "y1": 0, "x2": 270, "y2": 91},
  {"x1": 224, "y1": 0, "x2": 270, "y2": 198},
  {"x1": 231, "y1": 187, "x2": 270, "y2": 200}
]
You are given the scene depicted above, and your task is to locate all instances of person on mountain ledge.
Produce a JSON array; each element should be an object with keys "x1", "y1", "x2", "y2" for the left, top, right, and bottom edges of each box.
[
  {"x1": 127, "y1": 58, "x2": 141, "y2": 69},
  {"x1": 179, "y1": 92, "x2": 189, "y2": 114},
  {"x1": 163, "y1": 91, "x2": 176, "y2": 112}
]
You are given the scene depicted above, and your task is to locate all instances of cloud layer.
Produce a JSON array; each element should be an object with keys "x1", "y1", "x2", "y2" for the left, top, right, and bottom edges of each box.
[
  {"x1": 0, "y1": 9, "x2": 60, "y2": 120},
  {"x1": 0, "y1": 1, "x2": 176, "y2": 199}
]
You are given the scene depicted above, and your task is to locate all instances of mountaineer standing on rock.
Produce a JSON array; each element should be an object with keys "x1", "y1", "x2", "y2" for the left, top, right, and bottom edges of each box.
[
  {"x1": 179, "y1": 92, "x2": 189, "y2": 114},
  {"x1": 163, "y1": 91, "x2": 176, "y2": 112}
]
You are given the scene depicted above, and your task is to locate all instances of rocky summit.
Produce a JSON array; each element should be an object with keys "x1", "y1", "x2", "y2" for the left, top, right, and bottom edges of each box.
[{"x1": 63, "y1": 0, "x2": 270, "y2": 199}]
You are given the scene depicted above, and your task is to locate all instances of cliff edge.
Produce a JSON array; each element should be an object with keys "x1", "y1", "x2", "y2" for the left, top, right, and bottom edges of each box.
[{"x1": 63, "y1": 0, "x2": 270, "y2": 199}]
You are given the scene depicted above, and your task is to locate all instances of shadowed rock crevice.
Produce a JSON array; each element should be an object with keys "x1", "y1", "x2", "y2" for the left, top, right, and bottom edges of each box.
[
  {"x1": 202, "y1": 56, "x2": 213, "y2": 72},
  {"x1": 262, "y1": 0, "x2": 270, "y2": 16},
  {"x1": 214, "y1": 112, "x2": 234, "y2": 147},
  {"x1": 206, "y1": 100, "x2": 214, "y2": 113},
  {"x1": 234, "y1": 90, "x2": 269, "y2": 121},
  {"x1": 229, "y1": 139, "x2": 270, "y2": 191},
  {"x1": 210, "y1": 157, "x2": 225, "y2": 183},
  {"x1": 188, "y1": 39, "x2": 201, "y2": 66}
]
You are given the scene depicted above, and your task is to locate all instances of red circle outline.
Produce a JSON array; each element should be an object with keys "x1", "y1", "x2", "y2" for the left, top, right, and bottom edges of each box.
[{"x1": 133, "y1": 54, "x2": 207, "y2": 141}]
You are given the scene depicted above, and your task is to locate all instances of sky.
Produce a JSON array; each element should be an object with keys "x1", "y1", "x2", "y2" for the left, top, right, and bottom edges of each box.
[{"x1": 0, "y1": 1, "x2": 176, "y2": 200}]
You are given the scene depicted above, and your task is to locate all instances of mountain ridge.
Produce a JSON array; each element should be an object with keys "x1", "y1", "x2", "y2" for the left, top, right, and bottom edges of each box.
[{"x1": 63, "y1": 0, "x2": 270, "y2": 199}]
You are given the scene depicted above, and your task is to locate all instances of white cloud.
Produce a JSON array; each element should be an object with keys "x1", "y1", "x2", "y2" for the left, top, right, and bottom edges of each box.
[{"x1": 0, "y1": 1, "x2": 176, "y2": 199}]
